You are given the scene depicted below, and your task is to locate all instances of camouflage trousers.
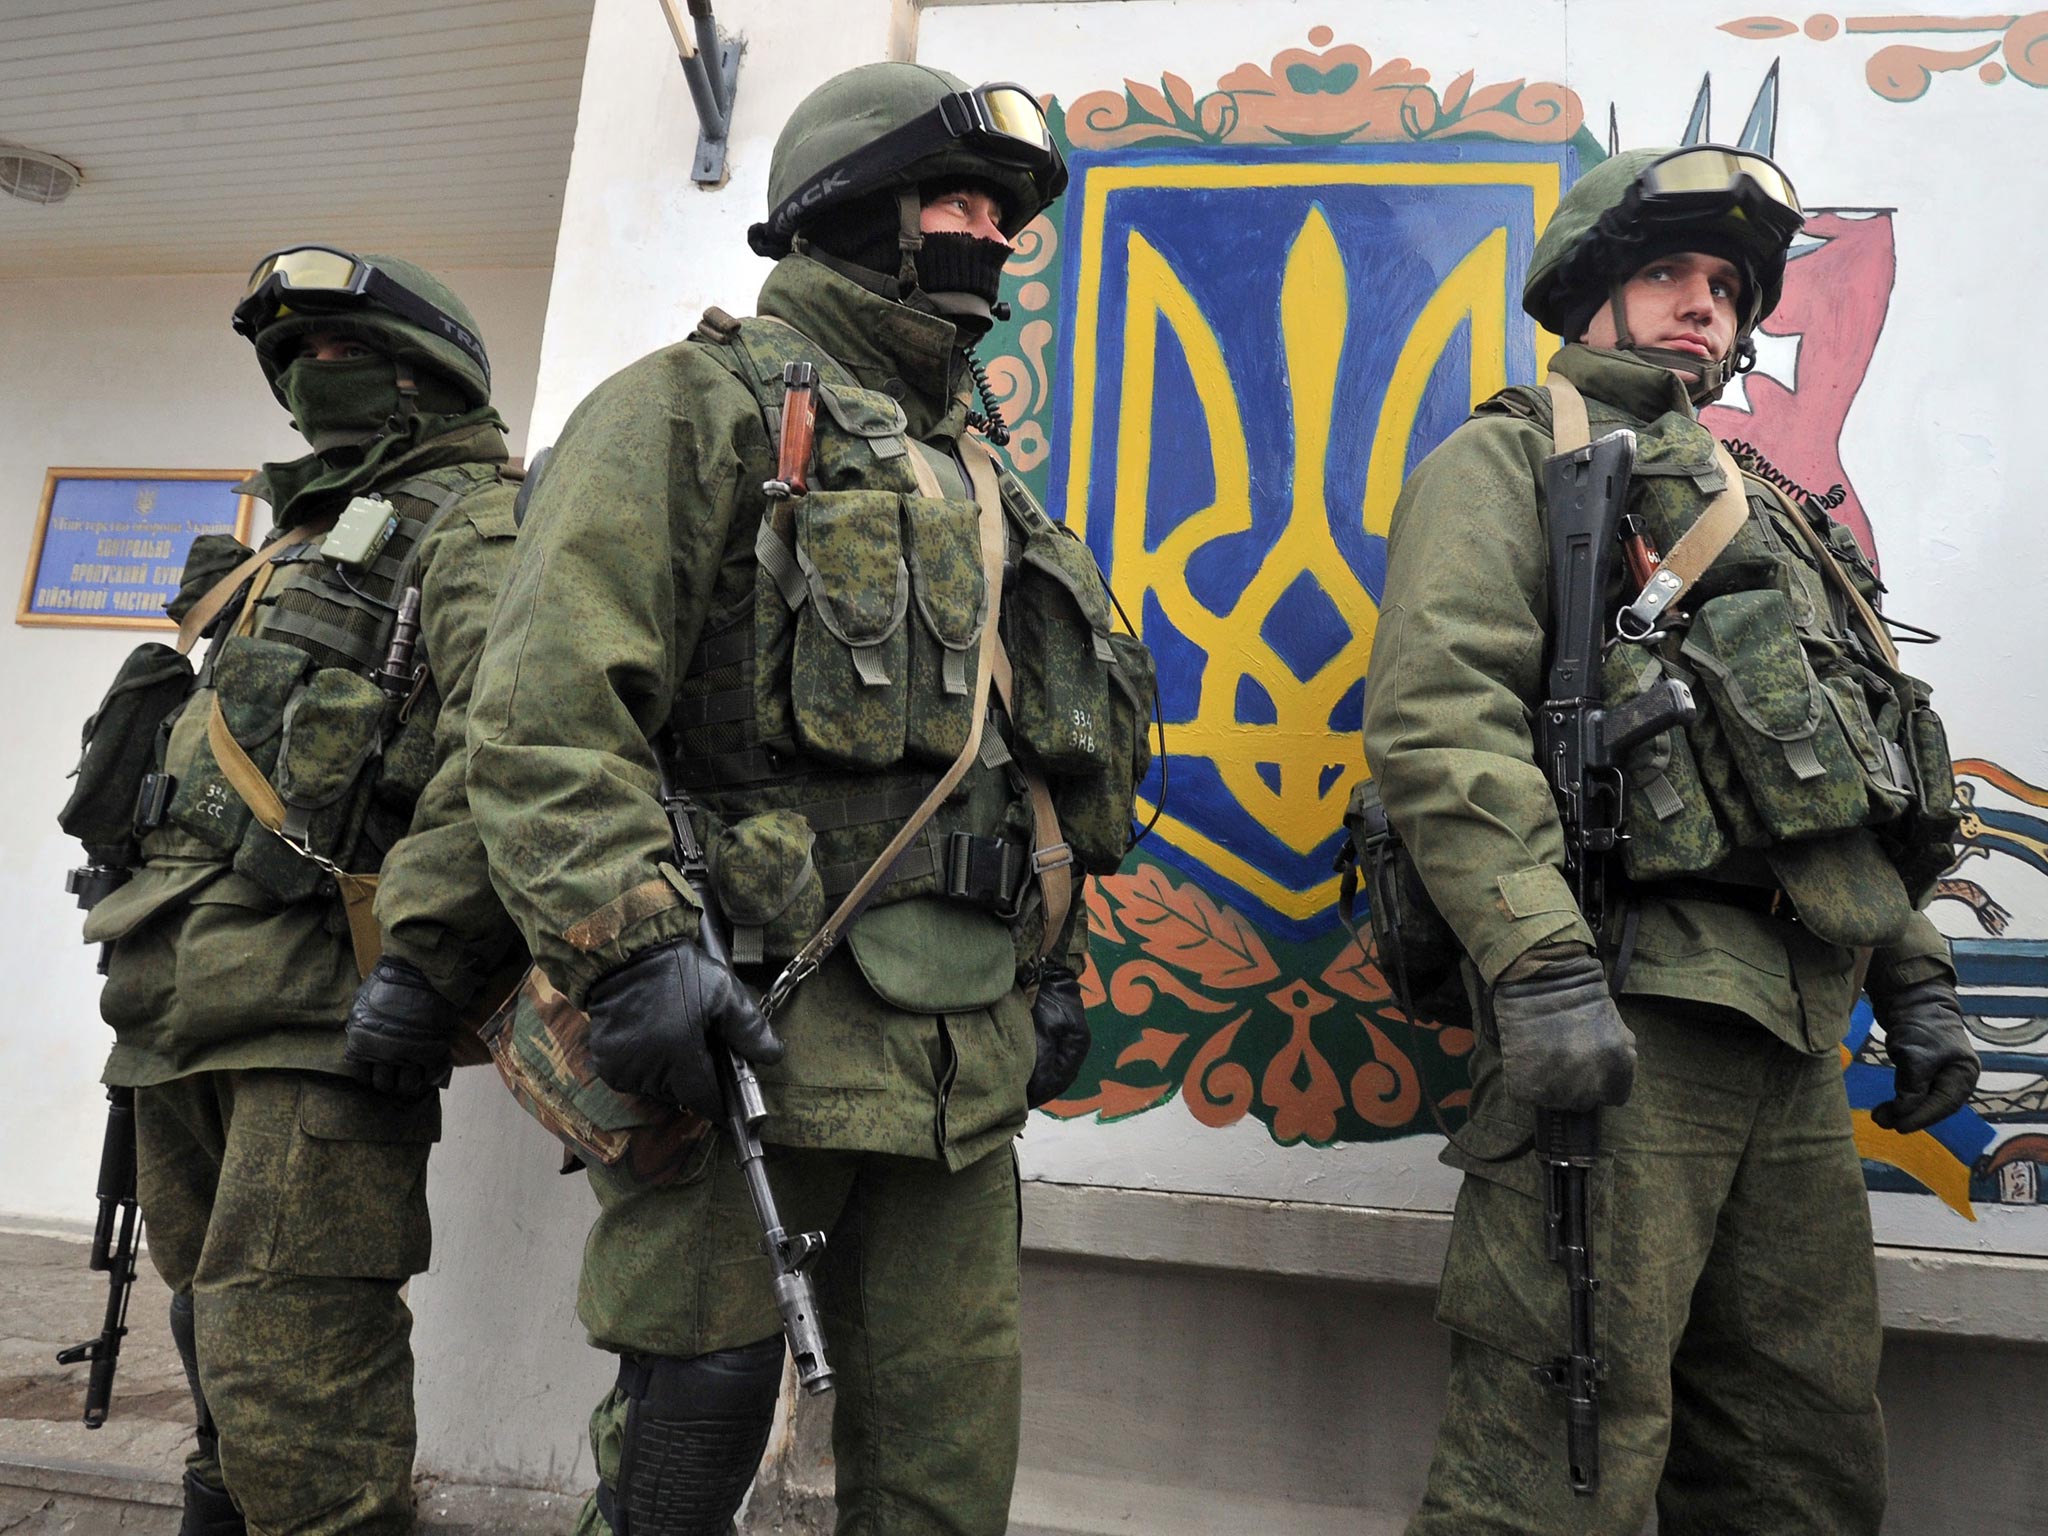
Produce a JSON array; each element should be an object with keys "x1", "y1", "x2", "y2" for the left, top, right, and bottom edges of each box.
[
  {"x1": 135, "y1": 1068, "x2": 438, "y2": 1535},
  {"x1": 1409, "y1": 994, "x2": 1886, "y2": 1536},
  {"x1": 574, "y1": 1140, "x2": 1023, "y2": 1536}
]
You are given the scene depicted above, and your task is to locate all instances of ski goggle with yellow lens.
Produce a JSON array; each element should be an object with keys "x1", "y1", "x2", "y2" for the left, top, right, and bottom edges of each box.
[
  {"x1": 761, "y1": 82, "x2": 1068, "y2": 247},
  {"x1": 1635, "y1": 147, "x2": 1803, "y2": 239},
  {"x1": 232, "y1": 245, "x2": 490, "y2": 381}
]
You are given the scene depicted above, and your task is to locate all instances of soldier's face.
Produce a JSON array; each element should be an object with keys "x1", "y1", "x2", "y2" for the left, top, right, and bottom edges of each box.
[
  {"x1": 921, "y1": 187, "x2": 1011, "y2": 248},
  {"x1": 298, "y1": 331, "x2": 379, "y2": 363},
  {"x1": 1581, "y1": 251, "x2": 1742, "y2": 372}
]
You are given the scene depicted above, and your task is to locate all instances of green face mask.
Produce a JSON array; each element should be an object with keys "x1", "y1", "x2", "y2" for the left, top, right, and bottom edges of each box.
[{"x1": 278, "y1": 355, "x2": 404, "y2": 452}]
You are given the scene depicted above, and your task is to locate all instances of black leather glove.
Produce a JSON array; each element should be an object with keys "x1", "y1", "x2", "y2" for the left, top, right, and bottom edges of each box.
[
  {"x1": 584, "y1": 936, "x2": 785, "y2": 1121},
  {"x1": 1490, "y1": 944, "x2": 1637, "y2": 1112},
  {"x1": 345, "y1": 956, "x2": 457, "y2": 1098},
  {"x1": 1026, "y1": 964, "x2": 1091, "y2": 1108},
  {"x1": 1870, "y1": 974, "x2": 1979, "y2": 1134}
]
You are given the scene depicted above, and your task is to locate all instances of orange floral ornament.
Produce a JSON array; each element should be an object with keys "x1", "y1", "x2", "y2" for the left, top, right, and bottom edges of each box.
[{"x1": 1066, "y1": 29, "x2": 1582, "y2": 150}]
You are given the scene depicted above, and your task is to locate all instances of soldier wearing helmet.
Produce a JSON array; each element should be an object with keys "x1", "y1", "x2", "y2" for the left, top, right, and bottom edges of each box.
[
  {"x1": 1362, "y1": 145, "x2": 1974, "y2": 1532},
  {"x1": 68, "y1": 249, "x2": 523, "y2": 1533},
  {"x1": 466, "y1": 63, "x2": 1147, "y2": 1534}
]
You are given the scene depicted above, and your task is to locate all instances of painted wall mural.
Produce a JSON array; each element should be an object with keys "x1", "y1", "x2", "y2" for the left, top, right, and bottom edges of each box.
[
  {"x1": 978, "y1": 26, "x2": 2048, "y2": 1230},
  {"x1": 1722, "y1": 11, "x2": 2048, "y2": 100}
]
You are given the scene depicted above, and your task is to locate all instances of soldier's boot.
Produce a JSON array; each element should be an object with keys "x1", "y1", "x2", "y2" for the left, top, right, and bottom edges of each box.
[
  {"x1": 180, "y1": 1472, "x2": 247, "y2": 1536},
  {"x1": 595, "y1": 1337, "x2": 785, "y2": 1536},
  {"x1": 169, "y1": 1292, "x2": 246, "y2": 1536}
]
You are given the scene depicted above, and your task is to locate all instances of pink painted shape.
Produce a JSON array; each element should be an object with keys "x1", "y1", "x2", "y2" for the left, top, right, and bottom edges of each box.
[{"x1": 1701, "y1": 210, "x2": 1896, "y2": 565}]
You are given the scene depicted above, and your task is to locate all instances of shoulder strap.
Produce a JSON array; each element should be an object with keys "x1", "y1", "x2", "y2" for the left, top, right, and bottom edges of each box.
[
  {"x1": 1626, "y1": 440, "x2": 1753, "y2": 631},
  {"x1": 173, "y1": 521, "x2": 328, "y2": 654},
  {"x1": 1545, "y1": 370, "x2": 1752, "y2": 637},
  {"x1": 1768, "y1": 487, "x2": 1900, "y2": 667},
  {"x1": 1544, "y1": 370, "x2": 1592, "y2": 454},
  {"x1": 204, "y1": 694, "x2": 381, "y2": 976},
  {"x1": 964, "y1": 441, "x2": 1073, "y2": 963},
  {"x1": 763, "y1": 447, "x2": 1010, "y2": 1012}
]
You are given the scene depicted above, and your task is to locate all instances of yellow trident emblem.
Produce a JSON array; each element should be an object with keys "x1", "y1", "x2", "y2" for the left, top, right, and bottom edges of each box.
[{"x1": 1063, "y1": 161, "x2": 1560, "y2": 920}]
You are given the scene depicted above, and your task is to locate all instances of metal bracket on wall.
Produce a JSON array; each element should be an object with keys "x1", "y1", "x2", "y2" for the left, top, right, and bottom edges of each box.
[{"x1": 658, "y1": 0, "x2": 742, "y2": 186}]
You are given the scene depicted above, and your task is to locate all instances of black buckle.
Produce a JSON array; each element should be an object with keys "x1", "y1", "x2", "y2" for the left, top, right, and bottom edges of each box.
[
  {"x1": 134, "y1": 772, "x2": 176, "y2": 834},
  {"x1": 945, "y1": 833, "x2": 1024, "y2": 913}
]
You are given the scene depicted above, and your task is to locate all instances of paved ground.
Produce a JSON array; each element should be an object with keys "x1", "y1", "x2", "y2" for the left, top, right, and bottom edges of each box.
[{"x1": 0, "y1": 1227, "x2": 584, "y2": 1534}]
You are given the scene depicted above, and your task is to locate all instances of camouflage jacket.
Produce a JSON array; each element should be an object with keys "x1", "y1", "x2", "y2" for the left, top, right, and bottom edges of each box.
[
  {"x1": 92, "y1": 425, "x2": 522, "y2": 1086},
  {"x1": 1362, "y1": 344, "x2": 1951, "y2": 1055},
  {"x1": 468, "y1": 254, "x2": 1074, "y2": 1167}
]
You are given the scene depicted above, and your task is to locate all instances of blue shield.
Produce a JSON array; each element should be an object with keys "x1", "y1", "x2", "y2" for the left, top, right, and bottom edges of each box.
[{"x1": 1050, "y1": 143, "x2": 1577, "y2": 933}]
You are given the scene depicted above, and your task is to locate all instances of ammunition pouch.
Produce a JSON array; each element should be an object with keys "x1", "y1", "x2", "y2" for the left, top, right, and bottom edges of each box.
[
  {"x1": 678, "y1": 310, "x2": 1151, "y2": 955},
  {"x1": 705, "y1": 808, "x2": 825, "y2": 967},
  {"x1": 999, "y1": 480, "x2": 1156, "y2": 875},
  {"x1": 1601, "y1": 644, "x2": 1729, "y2": 881}
]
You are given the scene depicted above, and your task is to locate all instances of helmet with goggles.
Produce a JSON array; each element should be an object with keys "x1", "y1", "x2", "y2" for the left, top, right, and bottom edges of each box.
[
  {"x1": 1525, "y1": 144, "x2": 1803, "y2": 391},
  {"x1": 234, "y1": 246, "x2": 492, "y2": 410},
  {"x1": 748, "y1": 63, "x2": 1067, "y2": 260}
]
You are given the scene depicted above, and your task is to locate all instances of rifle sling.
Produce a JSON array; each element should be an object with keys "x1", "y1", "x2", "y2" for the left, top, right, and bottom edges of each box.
[
  {"x1": 775, "y1": 437, "x2": 1012, "y2": 990},
  {"x1": 1546, "y1": 371, "x2": 1750, "y2": 629},
  {"x1": 174, "y1": 520, "x2": 330, "y2": 654}
]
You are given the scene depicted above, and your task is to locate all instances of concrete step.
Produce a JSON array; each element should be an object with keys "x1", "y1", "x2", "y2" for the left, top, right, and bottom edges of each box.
[{"x1": 0, "y1": 1228, "x2": 578, "y2": 1534}]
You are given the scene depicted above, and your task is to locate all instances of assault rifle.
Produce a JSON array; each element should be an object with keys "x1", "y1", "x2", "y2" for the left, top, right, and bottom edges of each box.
[
  {"x1": 1531, "y1": 428, "x2": 1695, "y2": 1494},
  {"x1": 57, "y1": 863, "x2": 141, "y2": 1427},
  {"x1": 56, "y1": 1084, "x2": 140, "y2": 1428},
  {"x1": 656, "y1": 772, "x2": 834, "y2": 1396}
]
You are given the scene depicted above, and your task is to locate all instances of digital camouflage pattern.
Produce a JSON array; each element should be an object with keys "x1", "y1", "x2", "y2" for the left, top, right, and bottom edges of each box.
[
  {"x1": 1366, "y1": 341, "x2": 1947, "y2": 1532},
  {"x1": 135, "y1": 1069, "x2": 437, "y2": 1535},
  {"x1": 1473, "y1": 351, "x2": 1956, "y2": 959},
  {"x1": 573, "y1": 1138, "x2": 1024, "y2": 1536},
  {"x1": 468, "y1": 251, "x2": 1065, "y2": 1169},
  {"x1": 88, "y1": 426, "x2": 523, "y2": 1083},
  {"x1": 464, "y1": 244, "x2": 1123, "y2": 1532},
  {"x1": 1411, "y1": 998, "x2": 1885, "y2": 1536}
]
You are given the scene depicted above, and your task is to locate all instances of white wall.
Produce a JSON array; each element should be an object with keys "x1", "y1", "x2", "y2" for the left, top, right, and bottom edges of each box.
[{"x1": 0, "y1": 265, "x2": 550, "y2": 1229}]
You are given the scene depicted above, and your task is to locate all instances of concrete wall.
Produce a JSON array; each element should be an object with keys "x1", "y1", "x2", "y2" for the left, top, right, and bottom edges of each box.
[{"x1": 0, "y1": 265, "x2": 550, "y2": 1230}]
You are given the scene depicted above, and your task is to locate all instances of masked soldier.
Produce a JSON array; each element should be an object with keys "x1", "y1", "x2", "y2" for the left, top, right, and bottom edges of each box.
[
  {"x1": 467, "y1": 63, "x2": 1150, "y2": 1535},
  {"x1": 64, "y1": 251, "x2": 521, "y2": 1533},
  {"x1": 1363, "y1": 147, "x2": 1977, "y2": 1533}
]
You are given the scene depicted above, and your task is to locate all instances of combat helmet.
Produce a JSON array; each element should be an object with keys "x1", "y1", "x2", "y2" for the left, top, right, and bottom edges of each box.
[
  {"x1": 1525, "y1": 72, "x2": 1803, "y2": 402},
  {"x1": 233, "y1": 247, "x2": 493, "y2": 412},
  {"x1": 747, "y1": 63, "x2": 1067, "y2": 273}
]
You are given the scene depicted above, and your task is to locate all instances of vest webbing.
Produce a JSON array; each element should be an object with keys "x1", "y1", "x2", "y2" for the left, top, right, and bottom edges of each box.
[
  {"x1": 673, "y1": 316, "x2": 991, "y2": 915},
  {"x1": 198, "y1": 467, "x2": 485, "y2": 979}
]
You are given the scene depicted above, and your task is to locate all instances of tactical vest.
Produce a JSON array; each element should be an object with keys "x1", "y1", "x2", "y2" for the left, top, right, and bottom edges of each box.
[
  {"x1": 134, "y1": 465, "x2": 498, "y2": 904},
  {"x1": 1479, "y1": 385, "x2": 1959, "y2": 938},
  {"x1": 671, "y1": 313, "x2": 1154, "y2": 966}
]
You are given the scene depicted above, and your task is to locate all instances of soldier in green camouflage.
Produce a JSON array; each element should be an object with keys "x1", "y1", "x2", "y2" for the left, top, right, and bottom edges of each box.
[
  {"x1": 466, "y1": 63, "x2": 1148, "y2": 1536},
  {"x1": 1363, "y1": 147, "x2": 1979, "y2": 1533},
  {"x1": 70, "y1": 250, "x2": 521, "y2": 1533}
]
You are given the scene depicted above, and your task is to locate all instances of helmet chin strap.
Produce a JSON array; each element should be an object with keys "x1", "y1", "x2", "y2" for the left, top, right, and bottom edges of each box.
[
  {"x1": 896, "y1": 187, "x2": 925, "y2": 291},
  {"x1": 1602, "y1": 281, "x2": 1743, "y2": 407}
]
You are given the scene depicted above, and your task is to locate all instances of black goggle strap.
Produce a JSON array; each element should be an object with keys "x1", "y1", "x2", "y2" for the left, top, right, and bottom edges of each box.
[
  {"x1": 235, "y1": 253, "x2": 489, "y2": 382},
  {"x1": 766, "y1": 88, "x2": 1062, "y2": 245}
]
